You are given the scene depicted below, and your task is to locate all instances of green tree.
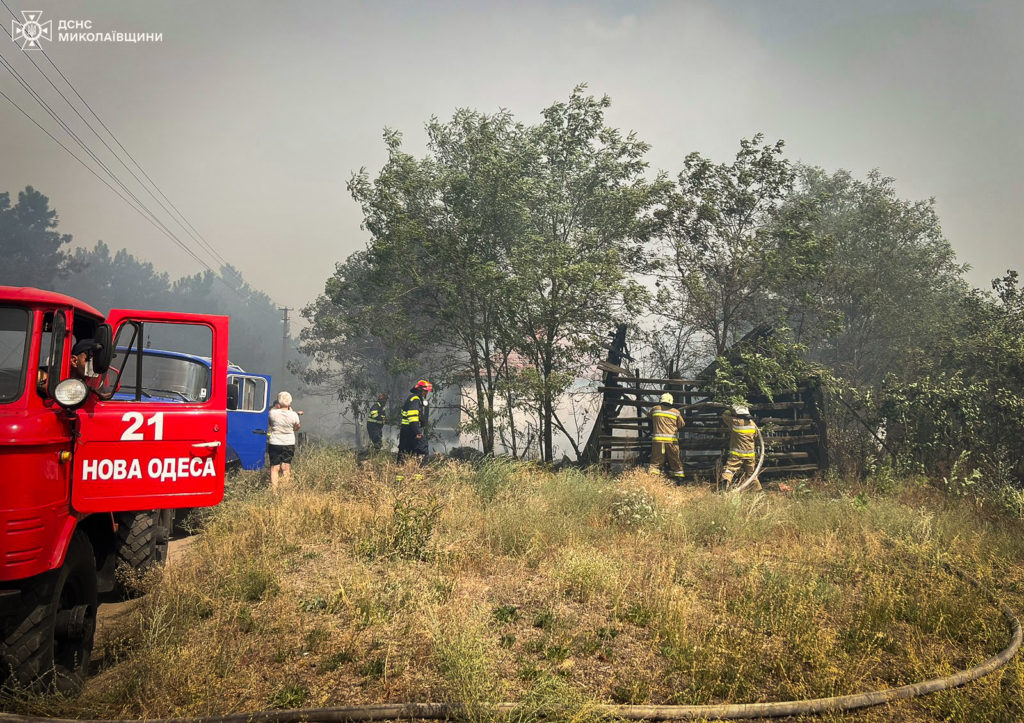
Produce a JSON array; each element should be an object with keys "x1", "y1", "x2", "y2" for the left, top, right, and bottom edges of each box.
[
  {"x1": 875, "y1": 271, "x2": 1024, "y2": 486},
  {"x1": 503, "y1": 87, "x2": 664, "y2": 460},
  {"x1": 300, "y1": 250, "x2": 424, "y2": 439},
  {"x1": 752, "y1": 167, "x2": 973, "y2": 480},
  {"x1": 63, "y1": 241, "x2": 172, "y2": 312},
  {"x1": 310, "y1": 129, "x2": 455, "y2": 444},
  {"x1": 0, "y1": 186, "x2": 75, "y2": 288},
  {"x1": 872, "y1": 272, "x2": 1024, "y2": 489},
  {"x1": 310, "y1": 113, "x2": 537, "y2": 454},
  {"x1": 655, "y1": 135, "x2": 800, "y2": 358},
  {"x1": 305, "y1": 87, "x2": 663, "y2": 460},
  {"x1": 417, "y1": 109, "x2": 531, "y2": 453},
  {"x1": 786, "y1": 167, "x2": 967, "y2": 386},
  {"x1": 171, "y1": 266, "x2": 291, "y2": 376},
  {"x1": 64, "y1": 242, "x2": 288, "y2": 377}
]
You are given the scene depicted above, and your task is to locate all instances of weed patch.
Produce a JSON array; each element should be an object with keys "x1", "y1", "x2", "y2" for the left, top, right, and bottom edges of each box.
[
  {"x1": 610, "y1": 485, "x2": 661, "y2": 527},
  {"x1": 360, "y1": 494, "x2": 442, "y2": 561},
  {"x1": 14, "y1": 451, "x2": 1024, "y2": 723},
  {"x1": 268, "y1": 684, "x2": 308, "y2": 709}
]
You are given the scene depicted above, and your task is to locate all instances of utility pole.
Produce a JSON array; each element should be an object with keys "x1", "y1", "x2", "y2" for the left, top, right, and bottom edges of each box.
[{"x1": 279, "y1": 307, "x2": 291, "y2": 393}]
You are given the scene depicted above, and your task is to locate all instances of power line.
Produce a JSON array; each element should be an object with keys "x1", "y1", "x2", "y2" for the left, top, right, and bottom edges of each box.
[
  {"x1": 2, "y1": 6, "x2": 230, "y2": 268},
  {"x1": 25, "y1": 43, "x2": 228, "y2": 268},
  {"x1": 0, "y1": 3, "x2": 229, "y2": 272},
  {"x1": 0, "y1": 45, "x2": 216, "y2": 271},
  {"x1": 0, "y1": 8, "x2": 252, "y2": 304},
  {"x1": 0, "y1": 82, "x2": 220, "y2": 271},
  {"x1": 0, "y1": 86, "x2": 154, "y2": 216},
  {"x1": 35, "y1": 47, "x2": 230, "y2": 269}
]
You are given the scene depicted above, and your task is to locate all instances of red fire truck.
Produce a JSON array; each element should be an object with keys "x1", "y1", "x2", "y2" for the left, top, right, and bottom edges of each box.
[{"x1": 0, "y1": 287, "x2": 229, "y2": 694}]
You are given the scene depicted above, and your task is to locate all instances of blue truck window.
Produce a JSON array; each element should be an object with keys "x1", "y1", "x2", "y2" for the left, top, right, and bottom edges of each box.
[{"x1": 111, "y1": 348, "x2": 271, "y2": 470}]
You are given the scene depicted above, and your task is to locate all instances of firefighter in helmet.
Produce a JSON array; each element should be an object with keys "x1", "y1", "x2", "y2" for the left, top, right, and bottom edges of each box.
[
  {"x1": 366, "y1": 393, "x2": 388, "y2": 450},
  {"x1": 648, "y1": 392, "x2": 686, "y2": 482},
  {"x1": 720, "y1": 403, "x2": 760, "y2": 490},
  {"x1": 398, "y1": 380, "x2": 432, "y2": 464}
]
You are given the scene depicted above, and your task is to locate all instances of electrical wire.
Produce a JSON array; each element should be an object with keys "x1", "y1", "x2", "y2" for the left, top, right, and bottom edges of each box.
[
  {"x1": 0, "y1": 0, "x2": 229, "y2": 269},
  {"x1": 0, "y1": 85, "x2": 182, "y2": 242},
  {"x1": 0, "y1": 4, "x2": 231, "y2": 275},
  {"x1": 0, "y1": 46, "x2": 215, "y2": 271},
  {"x1": 34, "y1": 49, "x2": 230, "y2": 269}
]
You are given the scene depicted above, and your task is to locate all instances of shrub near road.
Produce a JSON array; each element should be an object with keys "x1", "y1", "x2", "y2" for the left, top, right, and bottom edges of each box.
[{"x1": 9, "y1": 446, "x2": 1023, "y2": 722}]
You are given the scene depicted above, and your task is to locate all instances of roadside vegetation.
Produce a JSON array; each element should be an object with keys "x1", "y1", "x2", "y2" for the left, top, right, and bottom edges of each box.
[{"x1": 5, "y1": 446, "x2": 1022, "y2": 722}]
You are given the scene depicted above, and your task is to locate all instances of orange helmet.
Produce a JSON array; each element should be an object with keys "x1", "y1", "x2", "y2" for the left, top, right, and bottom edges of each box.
[{"x1": 415, "y1": 379, "x2": 433, "y2": 393}]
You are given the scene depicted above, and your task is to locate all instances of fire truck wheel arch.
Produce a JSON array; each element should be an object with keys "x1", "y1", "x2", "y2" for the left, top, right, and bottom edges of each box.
[{"x1": 1, "y1": 530, "x2": 97, "y2": 694}]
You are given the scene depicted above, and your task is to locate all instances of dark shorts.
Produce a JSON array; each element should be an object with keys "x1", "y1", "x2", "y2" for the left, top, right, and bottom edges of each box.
[{"x1": 268, "y1": 443, "x2": 295, "y2": 466}]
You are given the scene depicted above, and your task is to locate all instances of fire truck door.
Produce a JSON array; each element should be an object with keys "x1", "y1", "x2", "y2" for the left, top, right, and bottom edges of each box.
[{"x1": 70, "y1": 312, "x2": 229, "y2": 513}]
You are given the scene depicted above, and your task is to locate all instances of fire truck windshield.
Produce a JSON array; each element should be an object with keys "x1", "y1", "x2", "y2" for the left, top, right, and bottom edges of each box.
[
  {"x1": 117, "y1": 352, "x2": 211, "y2": 402},
  {"x1": 0, "y1": 307, "x2": 29, "y2": 403}
]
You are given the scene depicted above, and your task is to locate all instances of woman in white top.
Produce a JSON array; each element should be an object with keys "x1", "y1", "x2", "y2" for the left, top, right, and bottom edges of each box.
[{"x1": 267, "y1": 391, "x2": 302, "y2": 491}]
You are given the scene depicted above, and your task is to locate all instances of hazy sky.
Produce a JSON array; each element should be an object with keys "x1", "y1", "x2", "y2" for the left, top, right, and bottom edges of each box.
[{"x1": 2, "y1": 0, "x2": 1021, "y2": 320}]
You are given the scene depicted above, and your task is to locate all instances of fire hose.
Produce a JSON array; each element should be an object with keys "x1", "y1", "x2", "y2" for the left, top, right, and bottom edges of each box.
[
  {"x1": 1, "y1": 562, "x2": 1018, "y2": 723},
  {"x1": 728, "y1": 422, "x2": 766, "y2": 494},
  {"x1": 3, "y1": 428, "x2": 1019, "y2": 722},
  {"x1": 4, "y1": 565, "x2": 1019, "y2": 720}
]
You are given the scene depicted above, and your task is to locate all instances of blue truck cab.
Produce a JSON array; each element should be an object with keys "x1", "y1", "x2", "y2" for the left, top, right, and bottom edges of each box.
[{"x1": 111, "y1": 347, "x2": 271, "y2": 470}]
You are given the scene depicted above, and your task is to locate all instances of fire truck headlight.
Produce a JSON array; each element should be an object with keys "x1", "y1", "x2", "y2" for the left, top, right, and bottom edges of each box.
[{"x1": 54, "y1": 378, "x2": 89, "y2": 408}]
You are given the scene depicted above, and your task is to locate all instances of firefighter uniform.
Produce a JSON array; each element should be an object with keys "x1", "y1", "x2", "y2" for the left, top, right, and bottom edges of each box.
[
  {"x1": 648, "y1": 394, "x2": 686, "y2": 481},
  {"x1": 398, "y1": 383, "x2": 431, "y2": 463},
  {"x1": 366, "y1": 397, "x2": 388, "y2": 449},
  {"x1": 720, "y1": 407, "x2": 759, "y2": 489}
]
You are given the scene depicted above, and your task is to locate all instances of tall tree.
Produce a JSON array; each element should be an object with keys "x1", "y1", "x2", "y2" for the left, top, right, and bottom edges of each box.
[
  {"x1": 0, "y1": 186, "x2": 75, "y2": 288},
  {"x1": 506, "y1": 86, "x2": 665, "y2": 460},
  {"x1": 305, "y1": 87, "x2": 664, "y2": 460},
  {"x1": 300, "y1": 249, "x2": 425, "y2": 435},
  {"x1": 171, "y1": 266, "x2": 291, "y2": 375},
  {"x1": 873, "y1": 270, "x2": 1024, "y2": 485},
  {"x1": 64, "y1": 242, "x2": 288, "y2": 376},
  {"x1": 63, "y1": 241, "x2": 172, "y2": 311},
  {"x1": 418, "y1": 109, "x2": 531, "y2": 453},
  {"x1": 310, "y1": 114, "x2": 531, "y2": 454},
  {"x1": 655, "y1": 135, "x2": 798, "y2": 358},
  {"x1": 314, "y1": 130, "x2": 452, "y2": 441},
  {"x1": 786, "y1": 167, "x2": 967, "y2": 386}
]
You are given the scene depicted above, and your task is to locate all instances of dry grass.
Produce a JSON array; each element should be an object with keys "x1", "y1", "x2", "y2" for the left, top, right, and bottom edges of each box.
[{"x1": 5, "y1": 444, "x2": 1024, "y2": 722}]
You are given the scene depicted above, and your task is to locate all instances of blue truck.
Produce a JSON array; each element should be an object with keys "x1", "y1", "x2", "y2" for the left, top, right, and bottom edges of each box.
[{"x1": 112, "y1": 347, "x2": 272, "y2": 470}]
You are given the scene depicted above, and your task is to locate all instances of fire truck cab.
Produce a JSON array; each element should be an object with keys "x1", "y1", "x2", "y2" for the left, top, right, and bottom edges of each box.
[{"x1": 0, "y1": 287, "x2": 229, "y2": 694}]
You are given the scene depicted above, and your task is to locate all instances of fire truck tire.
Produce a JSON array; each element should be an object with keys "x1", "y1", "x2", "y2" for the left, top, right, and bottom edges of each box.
[
  {"x1": 0, "y1": 530, "x2": 97, "y2": 695},
  {"x1": 112, "y1": 511, "x2": 169, "y2": 599}
]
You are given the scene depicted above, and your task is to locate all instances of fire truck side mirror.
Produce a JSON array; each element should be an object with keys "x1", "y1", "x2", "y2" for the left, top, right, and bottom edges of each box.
[
  {"x1": 92, "y1": 324, "x2": 113, "y2": 374},
  {"x1": 227, "y1": 383, "x2": 239, "y2": 411}
]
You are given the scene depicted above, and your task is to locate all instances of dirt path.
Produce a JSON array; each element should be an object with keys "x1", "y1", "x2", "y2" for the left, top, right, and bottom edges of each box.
[{"x1": 94, "y1": 536, "x2": 196, "y2": 643}]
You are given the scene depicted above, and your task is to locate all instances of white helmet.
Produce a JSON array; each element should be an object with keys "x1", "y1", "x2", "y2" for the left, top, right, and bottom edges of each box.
[
  {"x1": 732, "y1": 404, "x2": 751, "y2": 417},
  {"x1": 660, "y1": 392, "x2": 674, "y2": 404}
]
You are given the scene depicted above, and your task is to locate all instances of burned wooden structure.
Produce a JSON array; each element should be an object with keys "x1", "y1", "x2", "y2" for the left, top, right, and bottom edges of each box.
[{"x1": 581, "y1": 327, "x2": 828, "y2": 478}]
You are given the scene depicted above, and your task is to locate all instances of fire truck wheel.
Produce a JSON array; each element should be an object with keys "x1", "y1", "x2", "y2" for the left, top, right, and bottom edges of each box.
[
  {"x1": 112, "y1": 511, "x2": 168, "y2": 599},
  {"x1": 1, "y1": 531, "x2": 97, "y2": 695}
]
